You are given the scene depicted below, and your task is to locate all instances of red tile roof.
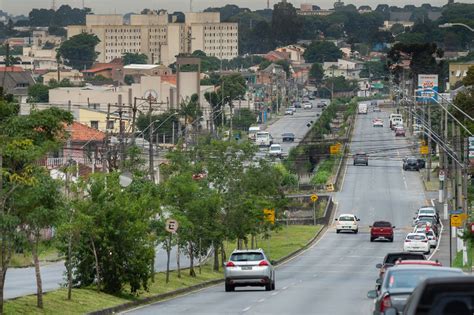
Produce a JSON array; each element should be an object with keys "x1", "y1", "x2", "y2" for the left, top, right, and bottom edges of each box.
[
  {"x1": 82, "y1": 66, "x2": 113, "y2": 74},
  {"x1": 0, "y1": 66, "x2": 24, "y2": 72},
  {"x1": 161, "y1": 74, "x2": 177, "y2": 86},
  {"x1": 69, "y1": 122, "x2": 105, "y2": 142}
]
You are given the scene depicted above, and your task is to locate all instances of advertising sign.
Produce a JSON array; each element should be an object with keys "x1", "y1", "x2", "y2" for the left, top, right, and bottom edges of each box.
[{"x1": 417, "y1": 74, "x2": 438, "y2": 104}]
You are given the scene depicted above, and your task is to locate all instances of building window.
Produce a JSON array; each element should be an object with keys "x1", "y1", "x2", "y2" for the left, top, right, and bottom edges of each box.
[
  {"x1": 107, "y1": 120, "x2": 114, "y2": 129},
  {"x1": 90, "y1": 121, "x2": 99, "y2": 129}
]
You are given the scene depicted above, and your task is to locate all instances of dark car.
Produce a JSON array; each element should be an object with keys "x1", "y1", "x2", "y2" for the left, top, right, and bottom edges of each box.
[
  {"x1": 282, "y1": 133, "x2": 295, "y2": 142},
  {"x1": 417, "y1": 158, "x2": 426, "y2": 169},
  {"x1": 376, "y1": 252, "x2": 426, "y2": 281},
  {"x1": 370, "y1": 221, "x2": 395, "y2": 242},
  {"x1": 368, "y1": 266, "x2": 464, "y2": 315},
  {"x1": 293, "y1": 102, "x2": 302, "y2": 108},
  {"x1": 403, "y1": 157, "x2": 420, "y2": 171},
  {"x1": 317, "y1": 102, "x2": 326, "y2": 108},
  {"x1": 398, "y1": 276, "x2": 474, "y2": 315},
  {"x1": 353, "y1": 152, "x2": 369, "y2": 166}
]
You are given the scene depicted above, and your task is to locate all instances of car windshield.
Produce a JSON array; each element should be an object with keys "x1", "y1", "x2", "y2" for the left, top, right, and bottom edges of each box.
[
  {"x1": 386, "y1": 269, "x2": 461, "y2": 290},
  {"x1": 339, "y1": 216, "x2": 354, "y2": 221},
  {"x1": 373, "y1": 221, "x2": 391, "y2": 227},
  {"x1": 419, "y1": 209, "x2": 435, "y2": 214},
  {"x1": 230, "y1": 252, "x2": 264, "y2": 262}
]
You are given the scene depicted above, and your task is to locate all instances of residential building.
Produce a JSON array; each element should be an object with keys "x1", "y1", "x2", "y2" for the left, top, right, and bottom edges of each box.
[
  {"x1": 32, "y1": 30, "x2": 64, "y2": 47},
  {"x1": 0, "y1": 67, "x2": 36, "y2": 103},
  {"x1": 297, "y1": 4, "x2": 333, "y2": 16},
  {"x1": 323, "y1": 59, "x2": 364, "y2": 80},
  {"x1": 449, "y1": 61, "x2": 474, "y2": 89},
  {"x1": 123, "y1": 64, "x2": 172, "y2": 83},
  {"x1": 67, "y1": 11, "x2": 238, "y2": 66},
  {"x1": 257, "y1": 63, "x2": 287, "y2": 85},
  {"x1": 275, "y1": 45, "x2": 306, "y2": 64},
  {"x1": 82, "y1": 60, "x2": 124, "y2": 83},
  {"x1": 380, "y1": 20, "x2": 414, "y2": 31},
  {"x1": 43, "y1": 70, "x2": 84, "y2": 85}
]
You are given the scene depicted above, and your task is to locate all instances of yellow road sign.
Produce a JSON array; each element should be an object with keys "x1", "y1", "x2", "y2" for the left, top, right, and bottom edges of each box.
[
  {"x1": 420, "y1": 145, "x2": 429, "y2": 155},
  {"x1": 264, "y1": 209, "x2": 275, "y2": 224},
  {"x1": 311, "y1": 194, "x2": 318, "y2": 202},
  {"x1": 450, "y1": 214, "x2": 463, "y2": 227},
  {"x1": 330, "y1": 145, "x2": 340, "y2": 155},
  {"x1": 326, "y1": 183, "x2": 335, "y2": 192}
]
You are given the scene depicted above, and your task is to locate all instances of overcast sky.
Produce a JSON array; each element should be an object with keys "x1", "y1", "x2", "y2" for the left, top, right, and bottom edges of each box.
[{"x1": 1, "y1": 0, "x2": 453, "y2": 15}]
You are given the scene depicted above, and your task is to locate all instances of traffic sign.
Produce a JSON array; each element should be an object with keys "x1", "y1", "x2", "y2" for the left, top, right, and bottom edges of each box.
[
  {"x1": 450, "y1": 215, "x2": 463, "y2": 227},
  {"x1": 165, "y1": 219, "x2": 179, "y2": 233},
  {"x1": 330, "y1": 145, "x2": 340, "y2": 155},
  {"x1": 264, "y1": 209, "x2": 275, "y2": 224},
  {"x1": 439, "y1": 170, "x2": 445, "y2": 181},
  {"x1": 420, "y1": 145, "x2": 429, "y2": 155},
  {"x1": 311, "y1": 194, "x2": 318, "y2": 202}
]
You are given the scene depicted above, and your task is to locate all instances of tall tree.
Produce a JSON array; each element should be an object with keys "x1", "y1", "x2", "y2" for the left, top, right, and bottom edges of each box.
[
  {"x1": 271, "y1": 1, "x2": 301, "y2": 46},
  {"x1": 310, "y1": 63, "x2": 325, "y2": 84},
  {"x1": 304, "y1": 41, "x2": 342, "y2": 63},
  {"x1": 123, "y1": 52, "x2": 148, "y2": 65},
  {"x1": 57, "y1": 33, "x2": 100, "y2": 70}
]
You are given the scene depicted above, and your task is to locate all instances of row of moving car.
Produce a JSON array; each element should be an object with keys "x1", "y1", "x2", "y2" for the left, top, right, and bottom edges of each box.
[{"x1": 369, "y1": 252, "x2": 473, "y2": 315}]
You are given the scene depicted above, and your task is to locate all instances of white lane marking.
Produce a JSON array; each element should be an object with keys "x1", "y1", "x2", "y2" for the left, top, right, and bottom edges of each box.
[
  {"x1": 271, "y1": 291, "x2": 279, "y2": 296},
  {"x1": 339, "y1": 155, "x2": 350, "y2": 192},
  {"x1": 402, "y1": 168, "x2": 408, "y2": 190},
  {"x1": 257, "y1": 298, "x2": 265, "y2": 303},
  {"x1": 282, "y1": 286, "x2": 288, "y2": 290},
  {"x1": 428, "y1": 198, "x2": 444, "y2": 260},
  {"x1": 242, "y1": 306, "x2": 251, "y2": 312}
]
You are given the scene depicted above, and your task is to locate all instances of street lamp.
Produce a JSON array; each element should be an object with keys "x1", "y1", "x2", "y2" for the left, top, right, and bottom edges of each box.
[{"x1": 439, "y1": 23, "x2": 474, "y2": 32}]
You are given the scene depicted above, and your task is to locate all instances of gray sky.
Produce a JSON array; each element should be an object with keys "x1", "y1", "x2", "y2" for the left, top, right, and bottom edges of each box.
[{"x1": 2, "y1": 0, "x2": 453, "y2": 15}]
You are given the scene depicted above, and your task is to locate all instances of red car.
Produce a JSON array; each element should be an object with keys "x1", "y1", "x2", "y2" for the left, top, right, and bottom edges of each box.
[
  {"x1": 370, "y1": 221, "x2": 395, "y2": 242},
  {"x1": 395, "y1": 127, "x2": 406, "y2": 137}
]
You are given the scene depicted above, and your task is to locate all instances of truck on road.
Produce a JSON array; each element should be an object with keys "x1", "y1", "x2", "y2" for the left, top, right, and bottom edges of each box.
[{"x1": 358, "y1": 103, "x2": 368, "y2": 114}]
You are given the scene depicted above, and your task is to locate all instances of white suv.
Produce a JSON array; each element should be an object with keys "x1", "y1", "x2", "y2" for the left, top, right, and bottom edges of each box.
[{"x1": 335, "y1": 214, "x2": 360, "y2": 234}]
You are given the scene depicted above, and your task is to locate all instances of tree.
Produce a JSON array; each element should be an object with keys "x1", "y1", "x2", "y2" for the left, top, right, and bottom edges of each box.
[
  {"x1": 271, "y1": 1, "x2": 301, "y2": 45},
  {"x1": 390, "y1": 23, "x2": 405, "y2": 36},
  {"x1": 0, "y1": 106, "x2": 73, "y2": 313},
  {"x1": 14, "y1": 170, "x2": 65, "y2": 308},
  {"x1": 68, "y1": 173, "x2": 159, "y2": 294},
  {"x1": 304, "y1": 41, "x2": 342, "y2": 63},
  {"x1": 57, "y1": 33, "x2": 100, "y2": 70},
  {"x1": 310, "y1": 63, "x2": 324, "y2": 84},
  {"x1": 232, "y1": 108, "x2": 257, "y2": 131},
  {"x1": 123, "y1": 52, "x2": 148, "y2": 65},
  {"x1": 28, "y1": 84, "x2": 50, "y2": 103},
  {"x1": 124, "y1": 75, "x2": 135, "y2": 85}
]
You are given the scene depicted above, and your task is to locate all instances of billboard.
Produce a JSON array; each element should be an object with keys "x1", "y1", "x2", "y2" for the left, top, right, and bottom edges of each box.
[{"x1": 417, "y1": 74, "x2": 438, "y2": 104}]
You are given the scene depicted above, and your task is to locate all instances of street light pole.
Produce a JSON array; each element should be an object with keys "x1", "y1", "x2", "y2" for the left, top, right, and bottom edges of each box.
[{"x1": 439, "y1": 23, "x2": 474, "y2": 32}]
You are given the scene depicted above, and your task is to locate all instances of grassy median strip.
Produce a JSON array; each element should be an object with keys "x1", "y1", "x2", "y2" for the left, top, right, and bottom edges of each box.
[{"x1": 6, "y1": 225, "x2": 320, "y2": 314}]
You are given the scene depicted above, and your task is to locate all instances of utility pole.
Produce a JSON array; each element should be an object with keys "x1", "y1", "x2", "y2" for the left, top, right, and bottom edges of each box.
[
  {"x1": 117, "y1": 95, "x2": 125, "y2": 167},
  {"x1": 427, "y1": 103, "x2": 431, "y2": 181},
  {"x1": 439, "y1": 111, "x2": 444, "y2": 203},
  {"x1": 131, "y1": 97, "x2": 138, "y2": 145},
  {"x1": 104, "y1": 103, "x2": 111, "y2": 172}
]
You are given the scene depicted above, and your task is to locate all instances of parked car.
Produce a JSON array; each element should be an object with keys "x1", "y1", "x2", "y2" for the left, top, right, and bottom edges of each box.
[
  {"x1": 317, "y1": 102, "x2": 326, "y2": 108},
  {"x1": 399, "y1": 276, "x2": 474, "y2": 315},
  {"x1": 414, "y1": 221, "x2": 439, "y2": 237},
  {"x1": 373, "y1": 106, "x2": 381, "y2": 112},
  {"x1": 403, "y1": 233, "x2": 430, "y2": 254},
  {"x1": 414, "y1": 228, "x2": 438, "y2": 248},
  {"x1": 281, "y1": 132, "x2": 295, "y2": 142},
  {"x1": 370, "y1": 221, "x2": 395, "y2": 242},
  {"x1": 335, "y1": 213, "x2": 360, "y2": 234},
  {"x1": 293, "y1": 102, "x2": 302, "y2": 108},
  {"x1": 415, "y1": 206, "x2": 438, "y2": 220},
  {"x1": 403, "y1": 157, "x2": 420, "y2": 171},
  {"x1": 368, "y1": 266, "x2": 464, "y2": 315},
  {"x1": 376, "y1": 252, "x2": 426, "y2": 282},
  {"x1": 224, "y1": 249, "x2": 275, "y2": 292},
  {"x1": 303, "y1": 102, "x2": 313, "y2": 109},
  {"x1": 353, "y1": 152, "x2": 369, "y2": 166},
  {"x1": 413, "y1": 213, "x2": 440, "y2": 227},
  {"x1": 285, "y1": 109, "x2": 294, "y2": 115},
  {"x1": 394, "y1": 259, "x2": 442, "y2": 267},
  {"x1": 268, "y1": 144, "x2": 282, "y2": 158},
  {"x1": 395, "y1": 126, "x2": 406, "y2": 137}
]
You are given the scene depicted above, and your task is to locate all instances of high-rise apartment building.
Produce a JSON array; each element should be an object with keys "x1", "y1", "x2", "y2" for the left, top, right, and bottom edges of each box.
[{"x1": 67, "y1": 11, "x2": 238, "y2": 66}]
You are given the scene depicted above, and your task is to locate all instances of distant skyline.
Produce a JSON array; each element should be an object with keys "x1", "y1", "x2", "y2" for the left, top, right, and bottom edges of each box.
[{"x1": 1, "y1": 0, "x2": 453, "y2": 15}]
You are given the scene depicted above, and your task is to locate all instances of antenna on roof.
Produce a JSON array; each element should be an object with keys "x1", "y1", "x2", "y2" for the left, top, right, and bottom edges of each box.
[
  {"x1": 190, "y1": 0, "x2": 193, "y2": 12},
  {"x1": 267, "y1": 0, "x2": 270, "y2": 9},
  {"x1": 51, "y1": 0, "x2": 57, "y2": 10}
]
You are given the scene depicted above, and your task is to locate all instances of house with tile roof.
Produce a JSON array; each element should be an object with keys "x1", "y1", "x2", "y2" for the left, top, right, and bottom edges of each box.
[{"x1": 0, "y1": 68, "x2": 36, "y2": 103}]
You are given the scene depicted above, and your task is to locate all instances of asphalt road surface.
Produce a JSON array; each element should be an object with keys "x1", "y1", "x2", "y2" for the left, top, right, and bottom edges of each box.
[
  {"x1": 5, "y1": 245, "x2": 191, "y2": 299},
  {"x1": 125, "y1": 106, "x2": 428, "y2": 315}
]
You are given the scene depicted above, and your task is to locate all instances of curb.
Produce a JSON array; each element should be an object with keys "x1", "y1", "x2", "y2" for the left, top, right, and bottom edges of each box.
[{"x1": 87, "y1": 225, "x2": 327, "y2": 315}]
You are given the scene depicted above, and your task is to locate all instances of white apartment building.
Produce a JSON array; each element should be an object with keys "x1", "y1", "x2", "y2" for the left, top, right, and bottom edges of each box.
[
  {"x1": 67, "y1": 12, "x2": 238, "y2": 66},
  {"x1": 323, "y1": 59, "x2": 364, "y2": 80}
]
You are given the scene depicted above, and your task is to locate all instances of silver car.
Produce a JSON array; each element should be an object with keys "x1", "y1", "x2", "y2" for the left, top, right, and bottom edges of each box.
[{"x1": 224, "y1": 249, "x2": 275, "y2": 292}]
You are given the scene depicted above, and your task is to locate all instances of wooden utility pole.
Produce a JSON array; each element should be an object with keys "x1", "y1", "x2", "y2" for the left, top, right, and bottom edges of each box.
[{"x1": 427, "y1": 103, "x2": 431, "y2": 181}]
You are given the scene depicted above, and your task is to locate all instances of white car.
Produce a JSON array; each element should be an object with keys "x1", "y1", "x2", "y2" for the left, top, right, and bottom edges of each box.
[
  {"x1": 416, "y1": 206, "x2": 437, "y2": 218},
  {"x1": 414, "y1": 228, "x2": 438, "y2": 248},
  {"x1": 403, "y1": 233, "x2": 430, "y2": 254},
  {"x1": 268, "y1": 144, "x2": 282, "y2": 157},
  {"x1": 372, "y1": 119, "x2": 383, "y2": 127},
  {"x1": 303, "y1": 102, "x2": 313, "y2": 109},
  {"x1": 285, "y1": 109, "x2": 294, "y2": 115},
  {"x1": 335, "y1": 214, "x2": 360, "y2": 234}
]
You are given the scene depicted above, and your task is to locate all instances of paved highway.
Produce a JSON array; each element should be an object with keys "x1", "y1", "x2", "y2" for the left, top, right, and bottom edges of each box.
[{"x1": 125, "y1": 106, "x2": 428, "y2": 315}]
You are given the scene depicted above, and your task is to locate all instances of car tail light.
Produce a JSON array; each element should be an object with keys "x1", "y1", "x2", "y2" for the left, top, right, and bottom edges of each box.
[
  {"x1": 405, "y1": 239, "x2": 411, "y2": 242},
  {"x1": 226, "y1": 261, "x2": 235, "y2": 267},
  {"x1": 259, "y1": 260, "x2": 269, "y2": 266},
  {"x1": 380, "y1": 294, "x2": 392, "y2": 312},
  {"x1": 422, "y1": 240, "x2": 428, "y2": 243}
]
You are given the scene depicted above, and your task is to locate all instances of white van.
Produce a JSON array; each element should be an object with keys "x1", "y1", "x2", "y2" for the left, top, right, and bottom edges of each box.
[
  {"x1": 248, "y1": 126, "x2": 261, "y2": 141},
  {"x1": 389, "y1": 114, "x2": 402, "y2": 128},
  {"x1": 256, "y1": 131, "x2": 273, "y2": 147}
]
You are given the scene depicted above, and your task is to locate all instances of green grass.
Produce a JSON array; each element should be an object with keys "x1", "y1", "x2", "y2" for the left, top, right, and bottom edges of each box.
[
  {"x1": 6, "y1": 225, "x2": 320, "y2": 314},
  {"x1": 11, "y1": 245, "x2": 63, "y2": 268},
  {"x1": 224, "y1": 225, "x2": 321, "y2": 261},
  {"x1": 453, "y1": 242, "x2": 473, "y2": 271}
]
